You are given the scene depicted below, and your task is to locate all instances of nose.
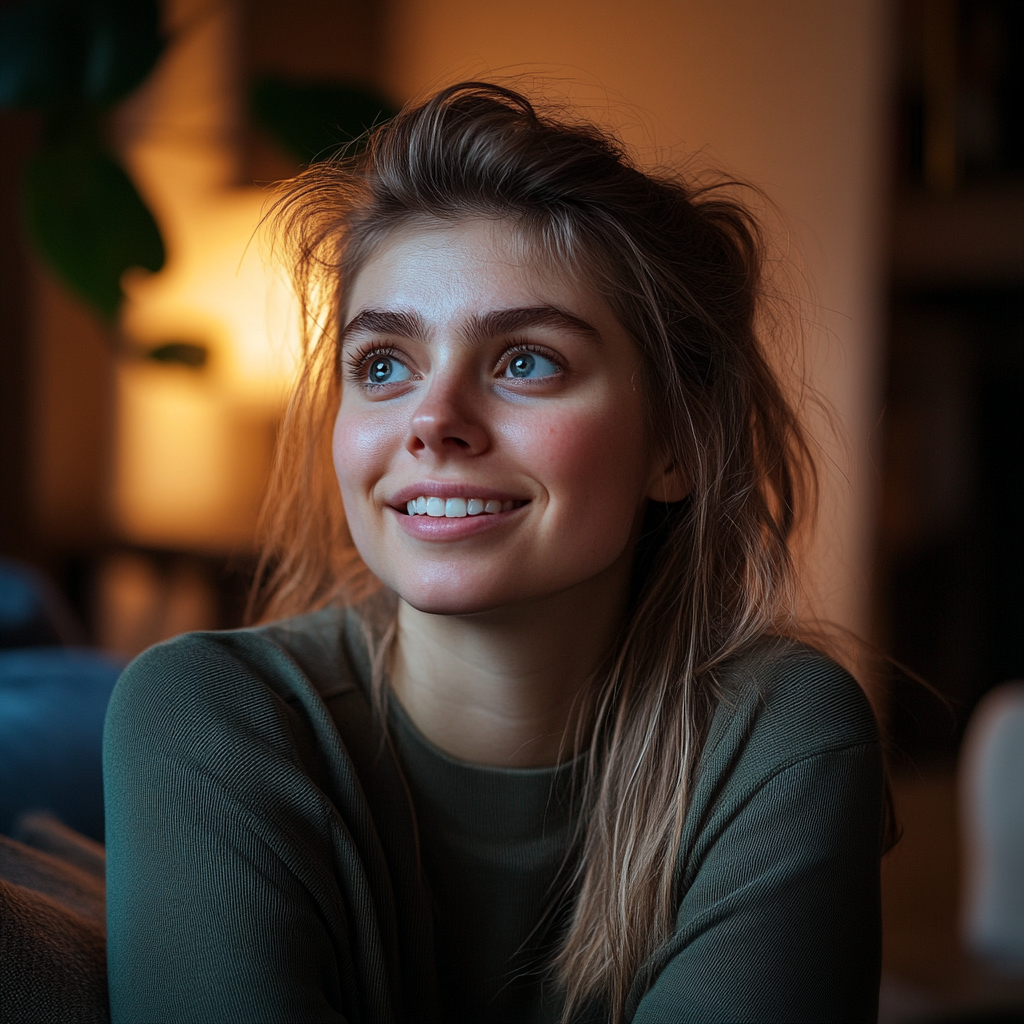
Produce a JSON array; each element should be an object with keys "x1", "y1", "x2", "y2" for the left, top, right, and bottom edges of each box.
[{"x1": 406, "y1": 373, "x2": 490, "y2": 459}]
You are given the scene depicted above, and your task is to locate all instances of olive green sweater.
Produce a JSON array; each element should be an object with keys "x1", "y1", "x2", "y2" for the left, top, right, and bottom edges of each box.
[{"x1": 103, "y1": 608, "x2": 883, "y2": 1024}]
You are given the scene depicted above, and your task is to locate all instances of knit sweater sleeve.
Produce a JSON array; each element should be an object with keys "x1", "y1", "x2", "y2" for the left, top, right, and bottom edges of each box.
[
  {"x1": 102, "y1": 632, "x2": 356, "y2": 1024},
  {"x1": 629, "y1": 645, "x2": 884, "y2": 1024}
]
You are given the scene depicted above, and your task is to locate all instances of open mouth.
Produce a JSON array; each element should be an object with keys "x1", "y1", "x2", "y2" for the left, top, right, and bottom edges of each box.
[{"x1": 403, "y1": 497, "x2": 528, "y2": 518}]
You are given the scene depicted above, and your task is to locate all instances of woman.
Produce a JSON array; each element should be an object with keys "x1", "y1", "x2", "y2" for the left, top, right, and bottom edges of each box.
[{"x1": 104, "y1": 83, "x2": 885, "y2": 1024}]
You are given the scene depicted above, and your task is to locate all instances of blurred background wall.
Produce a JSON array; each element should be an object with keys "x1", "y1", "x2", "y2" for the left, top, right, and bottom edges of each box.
[{"x1": 1, "y1": 0, "x2": 1022, "y2": 1018}]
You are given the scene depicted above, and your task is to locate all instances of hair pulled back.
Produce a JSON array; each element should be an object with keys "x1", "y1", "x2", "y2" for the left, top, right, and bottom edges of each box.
[{"x1": 258, "y1": 82, "x2": 815, "y2": 1023}]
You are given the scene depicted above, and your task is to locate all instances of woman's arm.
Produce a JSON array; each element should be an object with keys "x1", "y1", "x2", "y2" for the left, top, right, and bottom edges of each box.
[
  {"x1": 632, "y1": 741, "x2": 883, "y2": 1024},
  {"x1": 103, "y1": 636, "x2": 354, "y2": 1024}
]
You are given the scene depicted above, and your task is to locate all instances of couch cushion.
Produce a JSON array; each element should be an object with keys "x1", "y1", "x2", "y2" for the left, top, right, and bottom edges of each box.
[
  {"x1": 0, "y1": 814, "x2": 108, "y2": 1023},
  {"x1": 0, "y1": 648, "x2": 122, "y2": 841}
]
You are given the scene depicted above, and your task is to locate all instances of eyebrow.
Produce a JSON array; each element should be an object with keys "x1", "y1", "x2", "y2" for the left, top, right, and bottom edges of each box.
[
  {"x1": 340, "y1": 309, "x2": 427, "y2": 344},
  {"x1": 339, "y1": 305, "x2": 601, "y2": 346},
  {"x1": 461, "y1": 306, "x2": 601, "y2": 344}
]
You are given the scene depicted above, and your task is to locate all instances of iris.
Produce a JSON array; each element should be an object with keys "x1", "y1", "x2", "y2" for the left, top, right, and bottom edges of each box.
[
  {"x1": 506, "y1": 351, "x2": 558, "y2": 379},
  {"x1": 369, "y1": 357, "x2": 411, "y2": 384}
]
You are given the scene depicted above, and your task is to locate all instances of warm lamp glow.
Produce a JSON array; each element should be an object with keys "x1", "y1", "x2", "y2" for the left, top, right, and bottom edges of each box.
[
  {"x1": 121, "y1": 189, "x2": 301, "y2": 411},
  {"x1": 111, "y1": 0, "x2": 301, "y2": 552},
  {"x1": 112, "y1": 361, "x2": 276, "y2": 551}
]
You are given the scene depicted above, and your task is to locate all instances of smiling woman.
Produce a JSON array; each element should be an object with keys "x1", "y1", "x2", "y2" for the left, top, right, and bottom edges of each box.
[{"x1": 102, "y1": 83, "x2": 886, "y2": 1024}]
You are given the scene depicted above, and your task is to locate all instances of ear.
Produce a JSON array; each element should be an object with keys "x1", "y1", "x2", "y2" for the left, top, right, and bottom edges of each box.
[{"x1": 645, "y1": 457, "x2": 690, "y2": 504}]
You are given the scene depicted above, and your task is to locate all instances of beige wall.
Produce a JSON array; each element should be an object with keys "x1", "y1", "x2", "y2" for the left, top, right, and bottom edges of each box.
[{"x1": 379, "y1": 0, "x2": 893, "y2": 640}]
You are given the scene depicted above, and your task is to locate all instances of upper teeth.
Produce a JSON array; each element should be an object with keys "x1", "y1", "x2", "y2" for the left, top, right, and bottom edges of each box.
[{"x1": 405, "y1": 497, "x2": 516, "y2": 517}]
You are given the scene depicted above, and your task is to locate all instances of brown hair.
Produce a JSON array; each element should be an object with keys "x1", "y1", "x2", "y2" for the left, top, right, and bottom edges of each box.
[{"x1": 255, "y1": 82, "x2": 816, "y2": 1022}]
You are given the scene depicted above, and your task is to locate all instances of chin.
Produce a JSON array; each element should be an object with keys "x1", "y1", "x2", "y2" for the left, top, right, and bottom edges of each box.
[
  {"x1": 380, "y1": 563, "x2": 531, "y2": 618},
  {"x1": 394, "y1": 583, "x2": 512, "y2": 618}
]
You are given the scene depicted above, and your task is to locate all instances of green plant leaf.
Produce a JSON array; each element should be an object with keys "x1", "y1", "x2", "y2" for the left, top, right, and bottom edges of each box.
[
  {"x1": 250, "y1": 77, "x2": 397, "y2": 165},
  {"x1": 0, "y1": 0, "x2": 163, "y2": 110},
  {"x1": 25, "y1": 133, "x2": 165, "y2": 321}
]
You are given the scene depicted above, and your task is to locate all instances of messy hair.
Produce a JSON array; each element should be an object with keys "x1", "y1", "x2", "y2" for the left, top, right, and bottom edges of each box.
[{"x1": 255, "y1": 82, "x2": 816, "y2": 1022}]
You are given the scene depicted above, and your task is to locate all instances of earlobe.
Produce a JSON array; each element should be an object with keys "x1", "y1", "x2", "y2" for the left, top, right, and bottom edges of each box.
[{"x1": 646, "y1": 460, "x2": 691, "y2": 503}]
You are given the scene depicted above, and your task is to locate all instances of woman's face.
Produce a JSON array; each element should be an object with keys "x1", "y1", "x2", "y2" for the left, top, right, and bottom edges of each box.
[{"x1": 334, "y1": 218, "x2": 670, "y2": 616}]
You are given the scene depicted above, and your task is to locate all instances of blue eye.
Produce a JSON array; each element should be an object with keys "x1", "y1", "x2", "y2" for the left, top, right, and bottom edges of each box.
[
  {"x1": 367, "y1": 356, "x2": 411, "y2": 384},
  {"x1": 504, "y1": 351, "x2": 559, "y2": 379}
]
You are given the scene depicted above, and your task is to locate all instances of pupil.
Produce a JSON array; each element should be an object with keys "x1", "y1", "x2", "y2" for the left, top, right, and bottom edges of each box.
[
  {"x1": 510, "y1": 353, "x2": 535, "y2": 378},
  {"x1": 370, "y1": 359, "x2": 392, "y2": 382}
]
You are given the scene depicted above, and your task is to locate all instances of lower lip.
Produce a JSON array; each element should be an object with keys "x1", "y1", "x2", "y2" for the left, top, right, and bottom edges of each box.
[{"x1": 390, "y1": 504, "x2": 527, "y2": 540}]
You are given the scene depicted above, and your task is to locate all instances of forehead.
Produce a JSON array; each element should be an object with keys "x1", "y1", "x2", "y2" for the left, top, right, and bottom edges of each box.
[{"x1": 342, "y1": 218, "x2": 610, "y2": 329}]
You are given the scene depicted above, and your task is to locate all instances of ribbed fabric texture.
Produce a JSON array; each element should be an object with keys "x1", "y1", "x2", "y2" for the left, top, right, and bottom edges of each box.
[
  {"x1": 390, "y1": 698, "x2": 577, "y2": 1023},
  {"x1": 103, "y1": 608, "x2": 883, "y2": 1024}
]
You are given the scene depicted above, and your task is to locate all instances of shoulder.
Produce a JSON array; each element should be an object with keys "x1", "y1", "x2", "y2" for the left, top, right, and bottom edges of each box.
[
  {"x1": 104, "y1": 606, "x2": 368, "y2": 760},
  {"x1": 702, "y1": 639, "x2": 880, "y2": 785},
  {"x1": 675, "y1": 639, "x2": 884, "y2": 892},
  {"x1": 727, "y1": 638, "x2": 878, "y2": 748}
]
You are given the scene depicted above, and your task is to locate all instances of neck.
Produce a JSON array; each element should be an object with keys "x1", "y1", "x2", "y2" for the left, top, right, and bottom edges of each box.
[{"x1": 390, "y1": 558, "x2": 631, "y2": 768}]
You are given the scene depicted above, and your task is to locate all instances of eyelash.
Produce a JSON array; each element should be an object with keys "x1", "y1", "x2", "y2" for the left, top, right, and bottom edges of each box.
[{"x1": 342, "y1": 340, "x2": 565, "y2": 385}]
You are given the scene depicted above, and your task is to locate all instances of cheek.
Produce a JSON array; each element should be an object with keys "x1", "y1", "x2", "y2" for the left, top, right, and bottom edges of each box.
[
  {"x1": 515, "y1": 400, "x2": 648, "y2": 526},
  {"x1": 332, "y1": 403, "x2": 401, "y2": 507},
  {"x1": 332, "y1": 405, "x2": 405, "y2": 580}
]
